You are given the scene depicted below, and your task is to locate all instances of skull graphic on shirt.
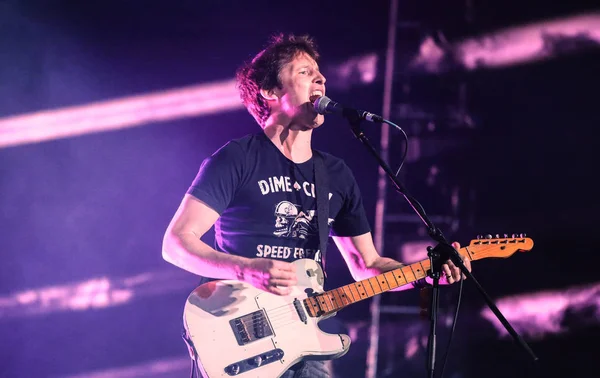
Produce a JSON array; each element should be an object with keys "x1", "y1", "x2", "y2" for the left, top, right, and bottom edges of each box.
[{"x1": 273, "y1": 201, "x2": 317, "y2": 239}]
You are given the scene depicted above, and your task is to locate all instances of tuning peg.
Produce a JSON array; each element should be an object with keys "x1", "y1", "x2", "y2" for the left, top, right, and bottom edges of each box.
[
  {"x1": 512, "y1": 233, "x2": 517, "y2": 238},
  {"x1": 476, "y1": 234, "x2": 482, "y2": 239},
  {"x1": 503, "y1": 234, "x2": 508, "y2": 238},
  {"x1": 520, "y1": 233, "x2": 526, "y2": 238},
  {"x1": 495, "y1": 234, "x2": 500, "y2": 239},
  {"x1": 485, "y1": 234, "x2": 492, "y2": 239}
]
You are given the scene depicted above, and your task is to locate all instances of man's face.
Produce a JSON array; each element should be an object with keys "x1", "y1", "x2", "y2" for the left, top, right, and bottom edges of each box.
[{"x1": 272, "y1": 52, "x2": 327, "y2": 128}]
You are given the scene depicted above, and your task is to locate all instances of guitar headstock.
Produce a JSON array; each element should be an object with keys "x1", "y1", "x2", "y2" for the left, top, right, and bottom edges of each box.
[{"x1": 466, "y1": 233, "x2": 534, "y2": 260}]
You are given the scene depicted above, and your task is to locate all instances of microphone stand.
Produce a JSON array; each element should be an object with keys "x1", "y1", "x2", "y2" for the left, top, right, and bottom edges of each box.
[{"x1": 341, "y1": 109, "x2": 538, "y2": 378}]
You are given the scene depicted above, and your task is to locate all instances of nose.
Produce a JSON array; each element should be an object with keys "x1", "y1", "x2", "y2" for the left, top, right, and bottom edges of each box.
[{"x1": 314, "y1": 71, "x2": 326, "y2": 85}]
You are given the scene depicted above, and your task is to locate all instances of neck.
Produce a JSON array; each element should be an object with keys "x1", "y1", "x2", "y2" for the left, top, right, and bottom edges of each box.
[{"x1": 263, "y1": 120, "x2": 313, "y2": 163}]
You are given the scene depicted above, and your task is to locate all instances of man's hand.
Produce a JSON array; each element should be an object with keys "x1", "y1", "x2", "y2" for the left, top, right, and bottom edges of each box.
[
  {"x1": 439, "y1": 241, "x2": 472, "y2": 285},
  {"x1": 242, "y1": 258, "x2": 297, "y2": 295}
]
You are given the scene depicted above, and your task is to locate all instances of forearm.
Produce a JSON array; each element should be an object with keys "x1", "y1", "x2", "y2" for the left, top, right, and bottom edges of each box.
[{"x1": 162, "y1": 232, "x2": 250, "y2": 280}]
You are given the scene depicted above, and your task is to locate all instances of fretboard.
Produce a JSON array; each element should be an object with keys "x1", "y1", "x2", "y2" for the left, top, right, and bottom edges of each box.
[
  {"x1": 301, "y1": 237, "x2": 531, "y2": 317},
  {"x1": 302, "y1": 254, "x2": 444, "y2": 317}
]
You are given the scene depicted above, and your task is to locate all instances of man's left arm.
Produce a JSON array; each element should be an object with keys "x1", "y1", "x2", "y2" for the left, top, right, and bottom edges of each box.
[{"x1": 332, "y1": 232, "x2": 471, "y2": 291}]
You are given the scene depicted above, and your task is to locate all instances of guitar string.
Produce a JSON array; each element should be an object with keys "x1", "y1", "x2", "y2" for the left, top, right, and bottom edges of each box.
[
  {"x1": 238, "y1": 311, "x2": 325, "y2": 330},
  {"x1": 252, "y1": 257, "x2": 423, "y2": 318},
  {"x1": 235, "y1": 246, "x2": 523, "y2": 333},
  {"x1": 235, "y1": 302, "x2": 334, "y2": 328},
  {"x1": 260, "y1": 288, "x2": 362, "y2": 319},
  {"x1": 239, "y1": 256, "x2": 443, "y2": 324},
  {"x1": 245, "y1": 289, "x2": 349, "y2": 318},
  {"x1": 239, "y1": 276, "x2": 407, "y2": 326},
  {"x1": 236, "y1": 316, "x2": 304, "y2": 332},
  {"x1": 239, "y1": 285, "x2": 420, "y2": 331},
  {"x1": 236, "y1": 295, "x2": 354, "y2": 329},
  {"x1": 233, "y1": 305, "x2": 308, "y2": 328},
  {"x1": 236, "y1": 301, "x2": 336, "y2": 328},
  {"x1": 231, "y1": 244, "x2": 509, "y2": 329},
  {"x1": 234, "y1": 309, "x2": 301, "y2": 328},
  {"x1": 238, "y1": 315, "x2": 297, "y2": 329},
  {"x1": 261, "y1": 275, "x2": 407, "y2": 315}
]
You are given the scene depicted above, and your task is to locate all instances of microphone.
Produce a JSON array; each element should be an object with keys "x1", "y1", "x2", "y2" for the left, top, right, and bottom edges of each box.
[{"x1": 313, "y1": 95, "x2": 384, "y2": 123}]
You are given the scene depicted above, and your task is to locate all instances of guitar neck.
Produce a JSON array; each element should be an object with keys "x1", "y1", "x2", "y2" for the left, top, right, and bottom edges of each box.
[{"x1": 303, "y1": 247, "x2": 473, "y2": 317}]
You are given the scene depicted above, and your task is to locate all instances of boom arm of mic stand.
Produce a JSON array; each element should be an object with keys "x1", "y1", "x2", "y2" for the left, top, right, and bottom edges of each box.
[{"x1": 343, "y1": 112, "x2": 539, "y2": 375}]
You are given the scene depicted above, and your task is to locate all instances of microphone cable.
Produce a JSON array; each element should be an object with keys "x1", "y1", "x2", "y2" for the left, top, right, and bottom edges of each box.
[{"x1": 383, "y1": 117, "x2": 465, "y2": 378}]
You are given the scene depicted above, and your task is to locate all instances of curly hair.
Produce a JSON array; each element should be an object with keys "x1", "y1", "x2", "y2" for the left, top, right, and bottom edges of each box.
[{"x1": 235, "y1": 33, "x2": 320, "y2": 127}]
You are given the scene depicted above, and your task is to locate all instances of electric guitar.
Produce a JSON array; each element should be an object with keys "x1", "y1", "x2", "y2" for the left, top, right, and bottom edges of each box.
[{"x1": 182, "y1": 235, "x2": 534, "y2": 377}]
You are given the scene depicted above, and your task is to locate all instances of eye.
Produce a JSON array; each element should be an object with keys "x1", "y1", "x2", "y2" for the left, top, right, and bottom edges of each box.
[{"x1": 299, "y1": 70, "x2": 308, "y2": 75}]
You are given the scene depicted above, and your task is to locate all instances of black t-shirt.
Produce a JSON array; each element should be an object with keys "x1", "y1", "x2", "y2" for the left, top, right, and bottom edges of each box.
[{"x1": 187, "y1": 132, "x2": 371, "y2": 281}]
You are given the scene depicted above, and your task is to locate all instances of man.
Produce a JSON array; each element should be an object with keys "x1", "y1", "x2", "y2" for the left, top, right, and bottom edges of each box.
[{"x1": 162, "y1": 33, "x2": 471, "y2": 378}]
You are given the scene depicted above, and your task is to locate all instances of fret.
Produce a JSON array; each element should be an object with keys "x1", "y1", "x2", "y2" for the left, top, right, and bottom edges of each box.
[
  {"x1": 334, "y1": 288, "x2": 347, "y2": 308},
  {"x1": 338, "y1": 289, "x2": 345, "y2": 304},
  {"x1": 354, "y1": 282, "x2": 368, "y2": 298},
  {"x1": 362, "y1": 280, "x2": 375, "y2": 296},
  {"x1": 300, "y1": 244, "x2": 528, "y2": 319},
  {"x1": 413, "y1": 262, "x2": 428, "y2": 280},
  {"x1": 327, "y1": 293, "x2": 337, "y2": 310},
  {"x1": 322, "y1": 292, "x2": 335, "y2": 310},
  {"x1": 336, "y1": 288, "x2": 349, "y2": 306},
  {"x1": 394, "y1": 269, "x2": 408, "y2": 286},
  {"x1": 384, "y1": 271, "x2": 400, "y2": 289},
  {"x1": 342, "y1": 285, "x2": 356, "y2": 303},
  {"x1": 303, "y1": 252, "x2": 456, "y2": 317},
  {"x1": 305, "y1": 297, "x2": 319, "y2": 317},
  {"x1": 348, "y1": 283, "x2": 361, "y2": 301},
  {"x1": 337, "y1": 289, "x2": 347, "y2": 308},
  {"x1": 315, "y1": 294, "x2": 331, "y2": 313},
  {"x1": 368, "y1": 277, "x2": 383, "y2": 294},
  {"x1": 403, "y1": 266, "x2": 417, "y2": 282},
  {"x1": 330, "y1": 289, "x2": 343, "y2": 311},
  {"x1": 376, "y1": 274, "x2": 390, "y2": 292},
  {"x1": 420, "y1": 260, "x2": 432, "y2": 273},
  {"x1": 339, "y1": 287, "x2": 352, "y2": 305}
]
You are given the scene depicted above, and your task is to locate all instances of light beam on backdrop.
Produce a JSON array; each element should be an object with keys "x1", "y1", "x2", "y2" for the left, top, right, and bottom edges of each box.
[
  {"x1": 409, "y1": 12, "x2": 600, "y2": 73},
  {"x1": 0, "y1": 79, "x2": 241, "y2": 149},
  {"x1": 0, "y1": 12, "x2": 598, "y2": 150},
  {"x1": 0, "y1": 53, "x2": 378, "y2": 149},
  {"x1": 0, "y1": 270, "x2": 194, "y2": 319},
  {"x1": 480, "y1": 281, "x2": 600, "y2": 339},
  {"x1": 60, "y1": 356, "x2": 190, "y2": 378}
]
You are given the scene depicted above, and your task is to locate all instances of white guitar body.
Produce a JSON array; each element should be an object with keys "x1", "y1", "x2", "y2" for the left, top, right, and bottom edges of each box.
[
  {"x1": 183, "y1": 259, "x2": 351, "y2": 378},
  {"x1": 182, "y1": 236, "x2": 536, "y2": 377}
]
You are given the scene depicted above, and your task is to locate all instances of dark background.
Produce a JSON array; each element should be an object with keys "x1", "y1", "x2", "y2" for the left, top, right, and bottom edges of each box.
[{"x1": 1, "y1": 1, "x2": 598, "y2": 377}]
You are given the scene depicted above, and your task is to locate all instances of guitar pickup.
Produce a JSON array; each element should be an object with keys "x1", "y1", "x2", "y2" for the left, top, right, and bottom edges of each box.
[
  {"x1": 293, "y1": 298, "x2": 307, "y2": 324},
  {"x1": 229, "y1": 310, "x2": 274, "y2": 346}
]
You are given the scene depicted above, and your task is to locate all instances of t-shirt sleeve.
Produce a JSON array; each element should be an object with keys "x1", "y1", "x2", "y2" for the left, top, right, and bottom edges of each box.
[
  {"x1": 186, "y1": 141, "x2": 245, "y2": 215},
  {"x1": 331, "y1": 163, "x2": 372, "y2": 237}
]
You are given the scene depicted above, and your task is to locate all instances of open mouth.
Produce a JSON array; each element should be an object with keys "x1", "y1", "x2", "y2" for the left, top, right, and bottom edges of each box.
[{"x1": 309, "y1": 91, "x2": 323, "y2": 104}]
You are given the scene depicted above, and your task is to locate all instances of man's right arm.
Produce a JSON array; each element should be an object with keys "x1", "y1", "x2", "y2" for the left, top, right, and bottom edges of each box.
[
  {"x1": 162, "y1": 194, "x2": 296, "y2": 295},
  {"x1": 162, "y1": 194, "x2": 248, "y2": 279}
]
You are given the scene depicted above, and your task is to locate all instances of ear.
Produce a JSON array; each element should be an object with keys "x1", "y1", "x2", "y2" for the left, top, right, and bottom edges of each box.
[{"x1": 259, "y1": 87, "x2": 279, "y2": 101}]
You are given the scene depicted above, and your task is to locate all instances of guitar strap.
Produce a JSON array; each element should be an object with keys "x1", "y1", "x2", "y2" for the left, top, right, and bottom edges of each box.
[{"x1": 313, "y1": 150, "x2": 330, "y2": 281}]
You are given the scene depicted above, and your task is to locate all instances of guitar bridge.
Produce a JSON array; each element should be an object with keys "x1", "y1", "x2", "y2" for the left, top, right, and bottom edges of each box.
[{"x1": 229, "y1": 309, "x2": 274, "y2": 346}]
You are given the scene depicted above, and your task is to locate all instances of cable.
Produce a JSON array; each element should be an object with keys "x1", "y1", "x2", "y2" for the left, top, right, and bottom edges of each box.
[
  {"x1": 383, "y1": 117, "x2": 463, "y2": 377},
  {"x1": 438, "y1": 278, "x2": 464, "y2": 378},
  {"x1": 382, "y1": 119, "x2": 409, "y2": 177}
]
